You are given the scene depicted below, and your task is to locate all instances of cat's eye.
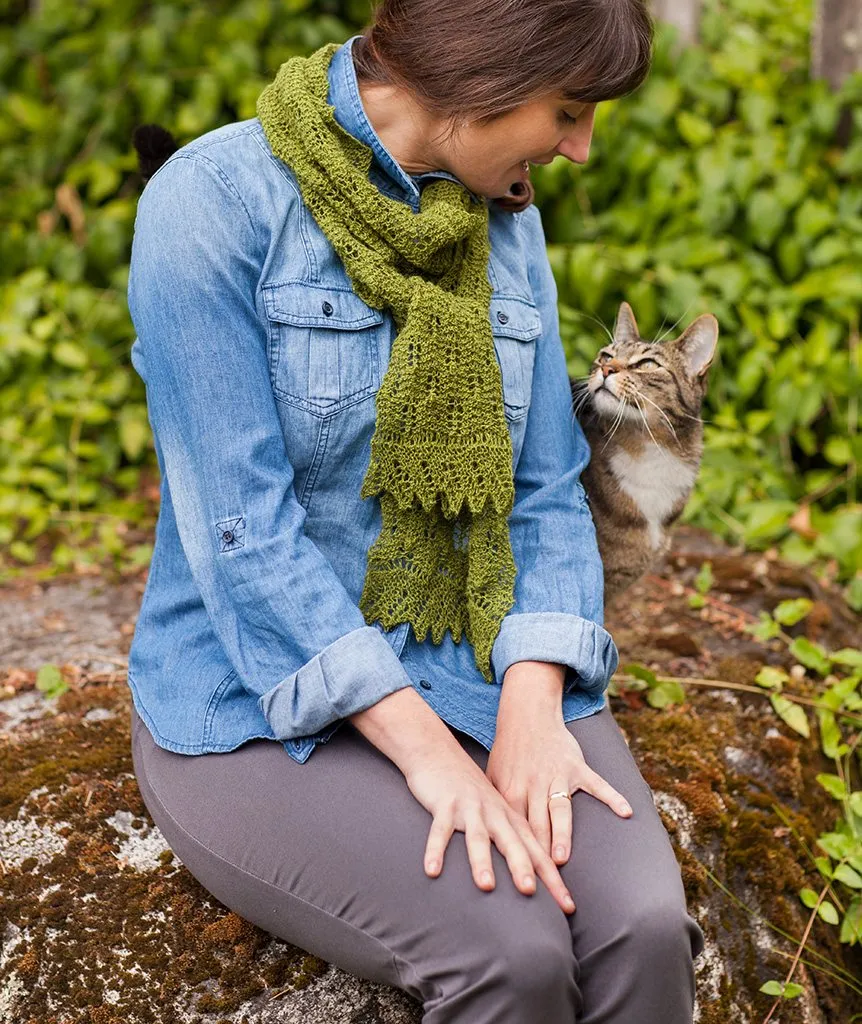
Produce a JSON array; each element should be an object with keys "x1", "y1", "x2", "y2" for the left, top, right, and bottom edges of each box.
[
  {"x1": 597, "y1": 351, "x2": 613, "y2": 361},
  {"x1": 631, "y1": 358, "x2": 662, "y2": 370}
]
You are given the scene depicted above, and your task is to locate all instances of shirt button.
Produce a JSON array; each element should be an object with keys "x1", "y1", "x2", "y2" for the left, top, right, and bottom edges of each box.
[
  {"x1": 419, "y1": 678, "x2": 432, "y2": 690},
  {"x1": 221, "y1": 530, "x2": 234, "y2": 542},
  {"x1": 496, "y1": 310, "x2": 509, "y2": 324},
  {"x1": 322, "y1": 300, "x2": 334, "y2": 316},
  {"x1": 293, "y1": 740, "x2": 302, "y2": 750}
]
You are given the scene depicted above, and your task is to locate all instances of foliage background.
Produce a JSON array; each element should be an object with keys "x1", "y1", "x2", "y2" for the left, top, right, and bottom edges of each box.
[{"x1": 0, "y1": 0, "x2": 860, "y2": 598}]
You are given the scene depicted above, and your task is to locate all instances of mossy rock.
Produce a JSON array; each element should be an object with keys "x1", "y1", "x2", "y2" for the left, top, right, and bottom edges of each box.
[{"x1": 1, "y1": 527, "x2": 860, "y2": 1022}]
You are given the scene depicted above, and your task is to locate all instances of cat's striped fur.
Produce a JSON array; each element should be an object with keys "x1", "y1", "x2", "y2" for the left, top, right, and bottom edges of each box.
[{"x1": 573, "y1": 302, "x2": 719, "y2": 605}]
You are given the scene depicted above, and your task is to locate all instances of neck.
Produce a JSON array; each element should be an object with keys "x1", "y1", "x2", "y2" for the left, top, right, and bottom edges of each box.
[{"x1": 356, "y1": 78, "x2": 452, "y2": 176}]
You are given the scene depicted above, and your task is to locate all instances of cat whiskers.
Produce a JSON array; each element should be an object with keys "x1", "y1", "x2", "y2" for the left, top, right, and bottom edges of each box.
[
  {"x1": 630, "y1": 386, "x2": 679, "y2": 443},
  {"x1": 652, "y1": 299, "x2": 697, "y2": 345},
  {"x1": 571, "y1": 380, "x2": 594, "y2": 419},
  {"x1": 599, "y1": 394, "x2": 629, "y2": 452},
  {"x1": 569, "y1": 310, "x2": 615, "y2": 345},
  {"x1": 630, "y1": 392, "x2": 674, "y2": 464}
]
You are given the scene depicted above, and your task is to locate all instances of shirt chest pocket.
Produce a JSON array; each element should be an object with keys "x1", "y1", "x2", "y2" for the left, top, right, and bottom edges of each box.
[
  {"x1": 490, "y1": 295, "x2": 542, "y2": 421},
  {"x1": 263, "y1": 280, "x2": 385, "y2": 414}
]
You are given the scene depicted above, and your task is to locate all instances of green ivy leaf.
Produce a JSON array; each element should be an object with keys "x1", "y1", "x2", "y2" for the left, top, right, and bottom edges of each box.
[
  {"x1": 789, "y1": 637, "x2": 832, "y2": 676},
  {"x1": 772, "y1": 598, "x2": 813, "y2": 625},
  {"x1": 799, "y1": 887, "x2": 819, "y2": 908},
  {"x1": 759, "y1": 980, "x2": 804, "y2": 998},
  {"x1": 35, "y1": 664, "x2": 68, "y2": 700},
  {"x1": 755, "y1": 666, "x2": 788, "y2": 689},
  {"x1": 815, "y1": 773, "x2": 846, "y2": 800},
  {"x1": 770, "y1": 694, "x2": 810, "y2": 737},
  {"x1": 840, "y1": 896, "x2": 862, "y2": 944},
  {"x1": 833, "y1": 864, "x2": 862, "y2": 889},
  {"x1": 817, "y1": 901, "x2": 839, "y2": 926}
]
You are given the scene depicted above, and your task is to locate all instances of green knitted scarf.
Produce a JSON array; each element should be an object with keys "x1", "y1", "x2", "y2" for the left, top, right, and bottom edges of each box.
[{"x1": 257, "y1": 41, "x2": 517, "y2": 681}]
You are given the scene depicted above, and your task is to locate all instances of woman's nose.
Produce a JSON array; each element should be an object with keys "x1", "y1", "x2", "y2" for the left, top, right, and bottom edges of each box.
[{"x1": 557, "y1": 106, "x2": 596, "y2": 164}]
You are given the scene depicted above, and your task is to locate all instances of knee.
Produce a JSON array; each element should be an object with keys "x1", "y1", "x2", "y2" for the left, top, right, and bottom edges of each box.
[
  {"x1": 622, "y1": 900, "x2": 703, "y2": 964},
  {"x1": 494, "y1": 924, "x2": 577, "y2": 997}
]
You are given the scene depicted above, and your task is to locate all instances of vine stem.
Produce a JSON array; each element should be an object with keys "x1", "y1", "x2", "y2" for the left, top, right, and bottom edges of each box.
[{"x1": 612, "y1": 673, "x2": 862, "y2": 725}]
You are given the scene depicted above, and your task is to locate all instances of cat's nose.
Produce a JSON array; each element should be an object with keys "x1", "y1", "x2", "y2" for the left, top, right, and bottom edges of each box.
[{"x1": 601, "y1": 361, "x2": 623, "y2": 377}]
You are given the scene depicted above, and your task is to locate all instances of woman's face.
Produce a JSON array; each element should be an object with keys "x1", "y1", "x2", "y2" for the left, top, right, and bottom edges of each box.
[{"x1": 449, "y1": 94, "x2": 597, "y2": 199}]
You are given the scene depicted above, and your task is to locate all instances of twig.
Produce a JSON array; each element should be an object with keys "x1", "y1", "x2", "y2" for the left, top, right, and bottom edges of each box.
[
  {"x1": 612, "y1": 673, "x2": 862, "y2": 725},
  {"x1": 760, "y1": 880, "x2": 829, "y2": 1023}
]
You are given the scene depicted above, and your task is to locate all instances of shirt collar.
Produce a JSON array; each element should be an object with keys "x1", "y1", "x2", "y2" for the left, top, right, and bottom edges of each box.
[{"x1": 328, "y1": 34, "x2": 479, "y2": 203}]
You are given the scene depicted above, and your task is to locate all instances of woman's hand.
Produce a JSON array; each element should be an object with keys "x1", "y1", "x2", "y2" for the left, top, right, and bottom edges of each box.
[
  {"x1": 403, "y1": 745, "x2": 578, "y2": 915},
  {"x1": 487, "y1": 662, "x2": 633, "y2": 867}
]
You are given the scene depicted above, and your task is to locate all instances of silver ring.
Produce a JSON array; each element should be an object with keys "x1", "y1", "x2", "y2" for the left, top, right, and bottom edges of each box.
[{"x1": 547, "y1": 790, "x2": 572, "y2": 803}]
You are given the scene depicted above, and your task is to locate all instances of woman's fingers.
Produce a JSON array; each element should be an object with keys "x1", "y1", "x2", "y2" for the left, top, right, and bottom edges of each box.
[
  {"x1": 462, "y1": 805, "x2": 499, "y2": 892},
  {"x1": 579, "y1": 767, "x2": 633, "y2": 819},
  {"x1": 511, "y1": 819, "x2": 577, "y2": 914},
  {"x1": 542, "y1": 786, "x2": 574, "y2": 864},
  {"x1": 424, "y1": 810, "x2": 455, "y2": 877}
]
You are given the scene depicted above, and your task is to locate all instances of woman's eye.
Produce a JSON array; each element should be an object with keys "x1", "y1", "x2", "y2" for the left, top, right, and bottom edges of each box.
[{"x1": 557, "y1": 109, "x2": 579, "y2": 126}]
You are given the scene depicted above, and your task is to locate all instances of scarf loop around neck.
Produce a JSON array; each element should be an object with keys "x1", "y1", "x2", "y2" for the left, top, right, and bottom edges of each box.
[{"x1": 256, "y1": 41, "x2": 518, "y2": 681}]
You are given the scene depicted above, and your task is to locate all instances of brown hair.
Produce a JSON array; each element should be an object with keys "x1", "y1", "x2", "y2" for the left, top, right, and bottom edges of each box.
[{"x1": 353, "y1": 0, "x2": 654, "y2": 211}]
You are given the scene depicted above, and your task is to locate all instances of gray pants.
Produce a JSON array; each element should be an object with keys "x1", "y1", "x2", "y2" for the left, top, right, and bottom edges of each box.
[{"x1": 130, "y1": 700, "x2": 705, "y2": 1022}]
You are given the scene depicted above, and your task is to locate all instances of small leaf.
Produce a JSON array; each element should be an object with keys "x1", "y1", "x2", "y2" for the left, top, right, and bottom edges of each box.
[
  {"x1": 814, "y1": 856, "x2": 833, "y2": 879},
  {"x1": 770, "y1": 693, "x2": 810, "y2": 737},
  {"x1": 840, "y1": 895, "x2": 862, "y2": 944},
  {"x1": 624, "y1": 663, "x2": 658, "y2": 687},
  {"x1": 799, "y1": 887, "x2": 819, "y2": 908},
  {"x1": 833, "y1": 864, "x2": 862, "y2": 889},
  {"x1": 759, "y1": 979, "x2": 804, "y2": 999},
  {"x1": 745, "y1": 612, "x2": 782, "y2": 642},
  {"x1": 773, "y1": 598, "x2": 813, "y2": 625},
  {"x1": 815, "y1": 773, "x2": 846, "y2": 800},
  {"x1": 817, "y1": 901, "x2": 839, "y2": 925},
  {"x1": 789, "y1": 637, "x2": 832, "y2": 676},
  {"x1": 694, "y1": 560, "x2": 713, "y2": 594},
  {"x1": 830, "y1": 648, "x2": 862, "y2": 668},
  {"x1": 35, "y1": 664, "x2": 68, "y2": 700},
  {"x1": 816, "y1": 709, "x2": 842, "y2": 758},
  {"x1": 756, "y1": 666, "x2": 788, "y2": 689}
]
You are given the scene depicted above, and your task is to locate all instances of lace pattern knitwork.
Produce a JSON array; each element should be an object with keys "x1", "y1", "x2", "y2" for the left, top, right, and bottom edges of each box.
[{"x1": 256, "y1": 42, "x2": 517, "y2": 680}]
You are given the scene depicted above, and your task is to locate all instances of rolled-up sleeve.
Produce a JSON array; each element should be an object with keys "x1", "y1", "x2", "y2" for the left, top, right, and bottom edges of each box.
[
  {"x1": 489, "y1": 203, "x2": 619, "y2": 695},
  {"x1": 128, "y1": 154, "x2": 413, "y2": 741}
]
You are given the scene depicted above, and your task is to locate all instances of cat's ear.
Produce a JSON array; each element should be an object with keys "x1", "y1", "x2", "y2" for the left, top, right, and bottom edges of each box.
[
  {"x1": 673, "y1": 314, "x2": 719, "y2": 378},
  {"x1": 613, "y1": 301, "x2": 640, "y2": 344}
]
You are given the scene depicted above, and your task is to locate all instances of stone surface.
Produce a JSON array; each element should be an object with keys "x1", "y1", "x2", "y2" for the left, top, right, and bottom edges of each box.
[{"x1": 1, "y1": 527, "x2": 860, "y2": 1022}]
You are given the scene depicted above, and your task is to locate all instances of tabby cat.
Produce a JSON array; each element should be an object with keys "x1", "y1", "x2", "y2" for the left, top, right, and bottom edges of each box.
[{"x1": 573, "y1": 301, "x2": 719, "y2": 605}]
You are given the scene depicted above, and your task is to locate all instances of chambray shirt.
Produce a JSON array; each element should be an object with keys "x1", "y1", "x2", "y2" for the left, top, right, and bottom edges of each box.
[{"x1": 125, "y1": 33, "x2": 618, "y2": 764}]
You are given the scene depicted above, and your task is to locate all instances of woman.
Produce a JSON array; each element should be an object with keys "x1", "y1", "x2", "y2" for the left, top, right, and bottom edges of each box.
[{"x1": 127, "y1": 1, "x2": 706, "y2": 1020}]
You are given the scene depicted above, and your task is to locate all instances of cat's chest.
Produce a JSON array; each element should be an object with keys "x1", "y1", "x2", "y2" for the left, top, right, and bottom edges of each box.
[{"x1": 608, "y1": 446, "x2": 697, "y2": 549}]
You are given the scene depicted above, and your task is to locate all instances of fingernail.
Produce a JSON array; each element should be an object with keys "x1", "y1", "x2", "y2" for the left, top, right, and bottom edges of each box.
[
  {"x1": 522, "y1": 875, "x2": 535, "y2": 890},
  {"x1": 621, "y1": 803, "x2": 632, "y2": 816},
  {"x1": 564, "y1": 894, "x2": 576, "y2": 911},
  {"x1": 554, "y1": 845, "x2": 566, "y2": 860},
  {"x1": 481, "y1": 871, "x2": 493, "y2": 886},
  {"x1": 427, "y1": 859, "x2": 439, "y2": 874}
]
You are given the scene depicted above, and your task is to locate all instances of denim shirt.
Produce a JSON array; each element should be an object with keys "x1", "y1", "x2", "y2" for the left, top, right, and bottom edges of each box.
[{"x1": 126, "y1": 33, "x2": 619, "y2": 764}]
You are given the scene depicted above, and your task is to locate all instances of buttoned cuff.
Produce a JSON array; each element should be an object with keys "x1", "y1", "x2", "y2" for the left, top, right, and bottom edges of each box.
[
  {"x1": 490, "y1": 612, "x2": 619, "y2": 694},
  {"x1": 258, "y1": 625, "x2": 414, "y2": 741}
]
